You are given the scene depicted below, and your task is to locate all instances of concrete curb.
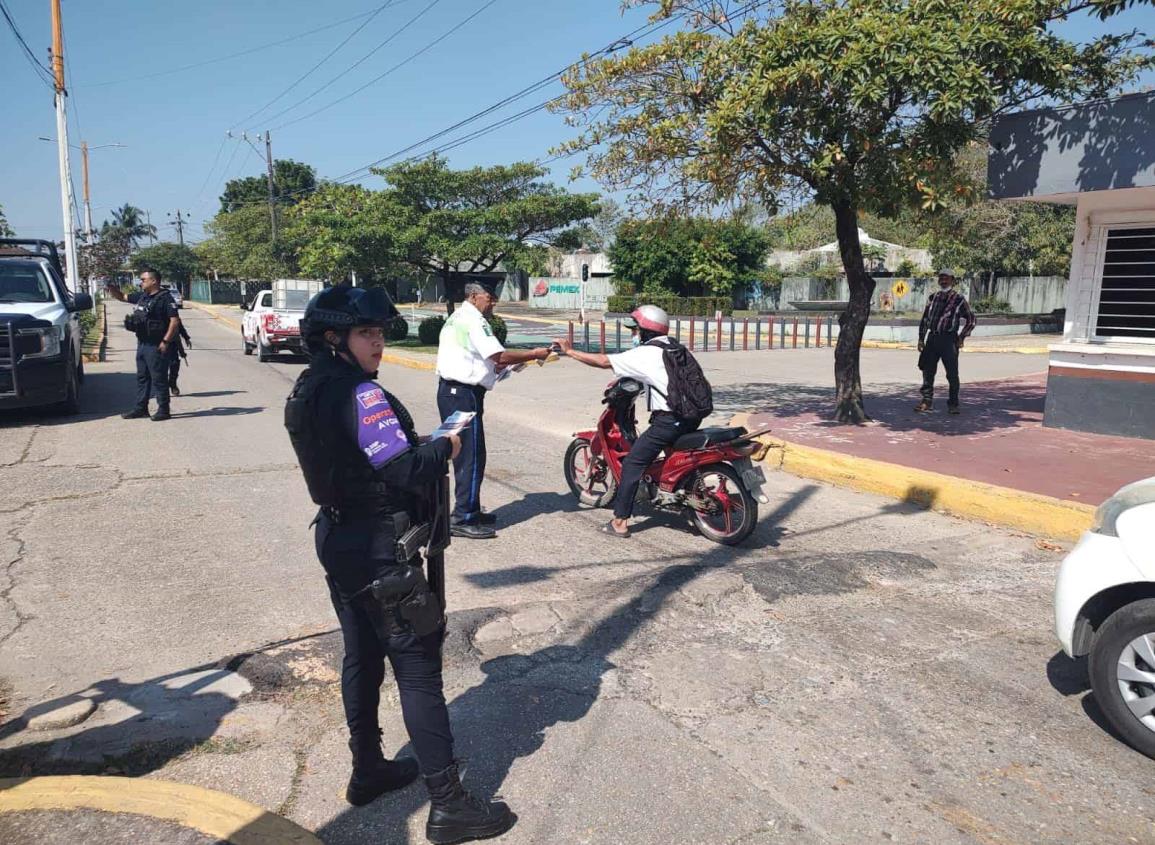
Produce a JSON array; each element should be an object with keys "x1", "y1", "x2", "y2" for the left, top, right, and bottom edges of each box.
[
  {"x1": 0, "y1": 775, "x2": 320, "y2": 844},
  {"x1": 81, "y1": 301, "x2": 107, "y2": 363},
  {"x1": 860, "y1": 339, "x2": 1050, "y2": 355},
  {"x1": 380, "y1": 349, "x2": 436, "y2": 371},
  {"x1": 732, "y1": 412, "x2": 1094, "y2": 540}
]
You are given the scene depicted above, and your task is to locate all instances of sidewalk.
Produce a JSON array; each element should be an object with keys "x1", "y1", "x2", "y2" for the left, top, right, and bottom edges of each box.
[{"x1": 740, "y1": 371, "x2": 1155, "y2": 538}]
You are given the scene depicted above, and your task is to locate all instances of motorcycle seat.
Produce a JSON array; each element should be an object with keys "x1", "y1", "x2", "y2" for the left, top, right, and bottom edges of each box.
[{"x1": 671, "y1": 426, "x2": 747, "y2": 451}]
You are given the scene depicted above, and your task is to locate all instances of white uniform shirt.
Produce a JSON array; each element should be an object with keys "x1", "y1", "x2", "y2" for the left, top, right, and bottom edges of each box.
[
  {"x1": 608, "y1": 337, "x2": 671, "y2": 412},
  {"x1": 435, "y1": 300, "x2": 505, "y2": 390}
]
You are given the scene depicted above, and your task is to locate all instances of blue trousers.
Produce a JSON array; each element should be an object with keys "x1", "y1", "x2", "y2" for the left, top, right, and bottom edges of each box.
[
  {"x1": 134, "y1": 341, "x2": 170, "y2": 413},
  {"x1": 315, "y1": 512, "x2": 454, "y2": 776},
  {"x1": 436, "y1": 380, "x2": 487, "y2": 523}
]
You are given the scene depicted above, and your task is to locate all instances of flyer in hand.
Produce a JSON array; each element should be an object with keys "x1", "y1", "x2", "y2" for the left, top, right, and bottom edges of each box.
[{"x1": 430, "y1": 411, "x2": 475, "y2": 440}]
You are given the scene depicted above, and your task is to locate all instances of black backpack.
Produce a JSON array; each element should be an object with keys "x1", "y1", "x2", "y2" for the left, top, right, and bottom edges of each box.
[{"x1": 647, "y1": 338, "x2": 713, "y2": 422}]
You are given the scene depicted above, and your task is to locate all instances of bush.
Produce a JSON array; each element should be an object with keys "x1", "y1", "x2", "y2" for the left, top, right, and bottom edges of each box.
[
  {"x1": 605, "y1": 294, "x2": 732, "y2": 317},
  {"x1": 487, "y1": 314, "x2": 508, "y2": 344},
  {"x1": 972, "y1": 295, "x2": 1012, "y2": 314},
  {"x1": 418, "y1": 315, "x2": 445, "y2": 345},
  {"x1": 385, "y1": 316, "x2": 409, "y2": 342}
]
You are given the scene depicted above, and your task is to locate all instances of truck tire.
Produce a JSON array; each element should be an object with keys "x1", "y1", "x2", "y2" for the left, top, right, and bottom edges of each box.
[
  {"x1": 258, "y1": 336, "x2": 274, "y2": 362},
  {"x1": 54, "y1": 360, "x2": 81, "y2": 416}
]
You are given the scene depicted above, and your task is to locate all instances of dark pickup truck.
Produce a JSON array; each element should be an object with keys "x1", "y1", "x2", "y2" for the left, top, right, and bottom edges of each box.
[{"x1": 0, "y1": 239, "x2": 93, "y2": 414}]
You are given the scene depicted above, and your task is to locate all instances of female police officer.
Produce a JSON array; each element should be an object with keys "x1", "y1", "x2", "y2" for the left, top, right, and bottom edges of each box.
[{"x1": 285, "y1": 285, "x2": 514, "y2": 844}]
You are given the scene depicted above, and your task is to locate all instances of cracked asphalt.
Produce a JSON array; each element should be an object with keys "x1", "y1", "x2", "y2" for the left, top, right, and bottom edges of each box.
[{"x1": 0, "y1": 302, "x2": 1152, "y2": 844}]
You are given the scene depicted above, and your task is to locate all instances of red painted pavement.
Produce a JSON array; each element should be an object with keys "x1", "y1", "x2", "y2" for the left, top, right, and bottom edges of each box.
[{"x1": 746, "y1": 373, "x2": 1155, "y2": 505}]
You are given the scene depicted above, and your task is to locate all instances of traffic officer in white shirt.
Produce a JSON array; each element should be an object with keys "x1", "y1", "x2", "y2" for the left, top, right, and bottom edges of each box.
[
  {"x1": 556, "y1": 304, "x2": 700, "y2": 538},
  {"x1": 436, "y1": 282, "x2": 553, "y2": 539}
]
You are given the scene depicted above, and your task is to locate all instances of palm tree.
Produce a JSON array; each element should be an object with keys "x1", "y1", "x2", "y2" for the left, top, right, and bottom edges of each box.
[{"x1": 105, "y1": 204, "x2": 156, "y2": 246}]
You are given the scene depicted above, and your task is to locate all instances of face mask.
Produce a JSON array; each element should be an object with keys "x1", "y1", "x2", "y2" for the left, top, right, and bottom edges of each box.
[{"x1": 631, "y1": 334, "x2": 641, "y2": 348}]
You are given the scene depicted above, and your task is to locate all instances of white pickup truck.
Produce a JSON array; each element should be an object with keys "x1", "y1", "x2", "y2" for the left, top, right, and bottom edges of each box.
[{"x1": 242, "y1": 279, "x2": 323, "y2": 362}]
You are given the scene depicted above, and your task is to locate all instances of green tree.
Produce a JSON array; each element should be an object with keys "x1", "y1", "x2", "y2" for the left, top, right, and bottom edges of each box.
[
  {"x1": 79, "y1": 228, "x2": 132, "y2": 283},
  {"x1": 0, "y1": 204, "x2": 13, "y2": 237},
  {"x1": 220, "y1": 160, "x2": 317, "y2": 213},
  {"x1": 609, "y1": 217, "x2": 768, "y2": 298},
  {"x1": 130, "y1": 242, "x2": 201, "y2": 295},
  {"x1": 556, "y1": 0, "x2": 1151, "y2": 421},
  {"x1": 197, "y1": 205, "x2": 295, "y2": 281},
  {"x1": 373, "y1": 157, "x2": 600, "y2": 313},
  {"x1": 285, "y1": 183, "x2": 396, "y2": 283},
  {"x1": 103, "y1": 204, "x2": 156, "y2": 247}
]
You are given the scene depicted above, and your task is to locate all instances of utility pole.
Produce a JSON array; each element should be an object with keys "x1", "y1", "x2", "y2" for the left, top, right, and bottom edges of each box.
[
  {"x1": 50, "y1": 0, "x2": 80, "y2": 292},
  {"x1": 263, "y1": 131, "x2": 277, "y2": 245},
  {"x1": 80, "y1": 141, "x2": 93, "y2": 243},
  {"x1": 168, "y1": 210, "x2": 186, "y2": 246},
  {"x1": 145, "y1": 210, "x2": 155, "y2": 245}
]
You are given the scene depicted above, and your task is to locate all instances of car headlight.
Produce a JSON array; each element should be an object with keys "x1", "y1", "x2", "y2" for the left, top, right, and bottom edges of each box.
[
  {"x1": 1092, "y1": 477, "x2": 1155, "y2": 537},
  {"x1": 18, "y1": 325, "x2": 63, "y2": 359}
]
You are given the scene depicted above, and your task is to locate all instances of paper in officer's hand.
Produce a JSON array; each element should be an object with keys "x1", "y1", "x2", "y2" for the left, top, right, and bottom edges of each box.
[{"x1": 429, "y1": 411, "x2": 475, "y2": 440}]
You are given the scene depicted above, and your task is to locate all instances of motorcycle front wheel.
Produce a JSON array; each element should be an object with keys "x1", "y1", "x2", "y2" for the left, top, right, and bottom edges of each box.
[
  {"x1": 564, "y1": 438, "x2": 617, "y2": 508},
  {"x1": 683, "y1": 463, "x2": 758, "y2": 546}
]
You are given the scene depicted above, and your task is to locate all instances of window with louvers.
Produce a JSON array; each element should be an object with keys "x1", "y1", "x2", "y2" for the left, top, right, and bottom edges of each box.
[{"x1": 1096, "y1": 226, "x2": 1155, "y2": 340}]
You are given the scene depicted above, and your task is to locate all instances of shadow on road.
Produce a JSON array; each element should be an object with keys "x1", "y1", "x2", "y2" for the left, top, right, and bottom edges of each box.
[
  {"x1": 171, "y1": 406, "x2": 265, "y2": 419},
  {"x1": 317, "y1": 486, "x2": 824, "y2": 844},
  {"x1": 716, "y1": 376, "x2": 1045, "y2": 437},
  {"x1": 0, "y1": 370, "x2": 139, "y2": 426},
  {"x1": 177, "y1": 390, "x2": 247, "y2": 399},
  {"x1": 486, "y1": 491, "x2": 581, "y2": 530}
]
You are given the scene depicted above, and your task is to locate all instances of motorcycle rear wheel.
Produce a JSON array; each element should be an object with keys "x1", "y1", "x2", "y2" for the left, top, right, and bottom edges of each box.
[
  {"x1": 564, "y1": 438, "x2": 617, "y2": 508},
  {"x1": 683, "y1": 463, "x2": 758, "y2": 546}
]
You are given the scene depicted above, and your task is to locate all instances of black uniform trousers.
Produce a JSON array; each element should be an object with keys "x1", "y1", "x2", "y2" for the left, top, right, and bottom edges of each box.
[
  {"x1": 436, "y1": 380, "x2": 487, "y2": 523},
  {"x1": 168, "y1": 341, "x2": 183, "y2": 389},
  {"x1": 315, "y1": 512, "x2": 454, "y2": 776},
  {"x1": 613, "y1": 412, "x2": 697, "y2": 520},
  {"x1": 919, "y1": 332, "x2": 961, "y2": 407},
  {"x1": 134, "y1": 340, "x2": 171, "y2": 413}
]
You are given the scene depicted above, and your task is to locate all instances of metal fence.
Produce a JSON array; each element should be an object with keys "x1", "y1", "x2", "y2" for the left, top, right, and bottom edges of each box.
[
  {"x1": 565, "y1": 315, "x2": 837, "y2": 353},
  {"x1": 189, "y1": 279, "x2": 264, "y2": 305}
]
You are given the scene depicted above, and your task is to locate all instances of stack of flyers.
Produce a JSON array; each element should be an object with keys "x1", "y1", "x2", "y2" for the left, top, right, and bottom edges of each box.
[{"x1": 429, "y1": 411, "x2": 475, "y2": 440}]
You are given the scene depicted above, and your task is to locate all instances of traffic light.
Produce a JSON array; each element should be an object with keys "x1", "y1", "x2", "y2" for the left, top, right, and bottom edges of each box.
[{"x1": 581, "y1": 263, "x2": 589, "y2": 282}]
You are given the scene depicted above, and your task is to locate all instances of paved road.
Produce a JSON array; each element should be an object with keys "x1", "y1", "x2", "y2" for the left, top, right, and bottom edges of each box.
[{"x1": 0, "y1": 304, "x2": 1149, "y2": 845}]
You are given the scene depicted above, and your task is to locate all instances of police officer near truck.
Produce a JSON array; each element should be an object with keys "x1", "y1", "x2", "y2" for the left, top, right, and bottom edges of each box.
[
  {"x1": 284, "y1": 285, "x2": 514, "y2": 844},
  {"x1": 435, "y1": 281, "x2": 554, "y2": 539},
  {"x1": 106, "y1": 267, "x2": 180, "y2": 421}
]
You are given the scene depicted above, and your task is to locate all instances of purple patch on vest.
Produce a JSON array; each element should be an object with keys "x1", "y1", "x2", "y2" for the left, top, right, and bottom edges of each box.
[{"x1": 355, "y1": 381, "x2": 410, "y2": 468}]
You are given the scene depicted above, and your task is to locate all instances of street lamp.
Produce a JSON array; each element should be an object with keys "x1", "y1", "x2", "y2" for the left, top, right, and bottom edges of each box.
[{"x1": 38, "y1": 137, "x2": 125, "y2": 243}]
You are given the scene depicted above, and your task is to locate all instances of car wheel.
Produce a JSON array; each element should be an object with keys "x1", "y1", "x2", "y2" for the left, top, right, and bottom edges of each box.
[
  {"x1": 243, "y1": 330, "x2": 254, "y2": 355},
  {"x1": 54, "y1": 360, "x2": 81, "y2": 416},
  {"x1": 1089, "y1": 598, "x2": 1155, "y2": 758},
  {"x1": 257, "y1": 337, "x2": 274, "y2": 362}
]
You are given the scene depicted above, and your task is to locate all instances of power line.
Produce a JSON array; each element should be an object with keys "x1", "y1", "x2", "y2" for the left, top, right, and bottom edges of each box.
[
  {"x1": 0, "y1": 0, "x2": 54, "y2": 88},
  {"x1": 269, "y1": 0, "x2": 502, "y2": 132},
  {"x1": 252, "y1": 0, "x2": 444, "y2": 131},
  {"x1": 229, "y1": 0, "x2": 403, "y2": 130},
  {"x1": 191, "y1": 135, "x2": 230, "y2": 212},
  {"x1": 83, "y1": 4, "x2": 406, "y2": 88}
]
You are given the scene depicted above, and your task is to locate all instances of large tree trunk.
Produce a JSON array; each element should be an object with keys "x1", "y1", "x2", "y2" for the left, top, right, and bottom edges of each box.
[{"x1": 831, "y1": 199, "x2": 876, "y2": 423}]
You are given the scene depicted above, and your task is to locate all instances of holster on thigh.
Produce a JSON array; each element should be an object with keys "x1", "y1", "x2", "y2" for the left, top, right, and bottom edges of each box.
[{"x1": 357, "y1": 564, "x2": 443, "y2": 638}]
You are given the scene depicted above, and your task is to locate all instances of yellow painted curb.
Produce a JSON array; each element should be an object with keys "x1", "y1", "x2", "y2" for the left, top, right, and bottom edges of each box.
[
  {"x1": 0, "y1": 776, "x2": 320, "y2": 844},
  {"x1": 860, "y1": 340, "x2": 1049, "y2": 355},
  {"x1": 186, "y1": 300, "x2": 243, "y2": 331},
  {"x1": 732, "y1": 413, "x2": 1093, "y2": 540},
  {"x1": 380, "y1": 350, "x2": 436, "y2": 371}
]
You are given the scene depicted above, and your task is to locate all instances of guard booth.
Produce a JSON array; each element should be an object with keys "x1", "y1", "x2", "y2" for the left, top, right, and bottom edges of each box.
[{"x1": 988, "y1": 91, "x2": 1155, "y2": 440}]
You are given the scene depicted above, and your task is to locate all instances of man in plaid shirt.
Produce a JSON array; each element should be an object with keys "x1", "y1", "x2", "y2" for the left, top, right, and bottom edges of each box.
[{"x1": 915, "y1": 269, "x2": 976, "y2": 414}]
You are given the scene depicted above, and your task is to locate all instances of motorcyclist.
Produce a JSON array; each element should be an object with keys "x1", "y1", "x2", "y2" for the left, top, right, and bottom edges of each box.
[
  {"x1": 284, "y1": 285, "x2": 514, "y2": 844},
  {"x1": 557, "y1": 304, "x2": 701, "y2": 537}
]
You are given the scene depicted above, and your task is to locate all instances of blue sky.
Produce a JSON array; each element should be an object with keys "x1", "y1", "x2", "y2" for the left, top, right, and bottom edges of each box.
[{"x1": 2, "y1": 0, "x2": 1152, "y2": 245}]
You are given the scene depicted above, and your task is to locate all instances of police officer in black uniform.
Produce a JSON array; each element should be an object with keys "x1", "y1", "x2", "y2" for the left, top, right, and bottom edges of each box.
[
  {"x1": 284, "y1": 285, "x2": 514, "y2": 844},
  {"x1": 106, "y1": 267, "x2": 180, "y2": 421}
]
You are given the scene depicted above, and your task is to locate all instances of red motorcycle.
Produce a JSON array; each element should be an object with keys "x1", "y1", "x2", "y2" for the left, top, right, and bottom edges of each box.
[{"x1": 564, "y1": 377, "x2": 771, "y2": 546}]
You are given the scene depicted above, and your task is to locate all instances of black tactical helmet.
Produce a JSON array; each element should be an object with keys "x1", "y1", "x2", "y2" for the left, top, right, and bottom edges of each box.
[{"x1": 301, "y1": 285, "x2": 401, "y2": 354}]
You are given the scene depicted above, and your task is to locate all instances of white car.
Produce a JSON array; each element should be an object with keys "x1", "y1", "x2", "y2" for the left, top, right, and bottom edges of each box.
[
  {"x1": 1055, "y1": 477, "x2": 1155, "y2": 756},
  {"x1": 163, "y1": 285, "x2": 183, "y2": 308}
]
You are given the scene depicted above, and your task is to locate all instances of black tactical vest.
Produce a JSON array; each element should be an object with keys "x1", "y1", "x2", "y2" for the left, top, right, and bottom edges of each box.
[{"x1": 284, "y1": 355, "x2": 416, "y2": 513}]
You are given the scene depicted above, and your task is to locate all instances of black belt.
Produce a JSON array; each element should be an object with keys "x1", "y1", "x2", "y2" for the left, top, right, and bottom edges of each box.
[
  {"x1": 439, "y1": 378, "x2": 485, "y2": 392},
  {"x1": 318, "y1": 504, "x2": 396, "y2": 525}
]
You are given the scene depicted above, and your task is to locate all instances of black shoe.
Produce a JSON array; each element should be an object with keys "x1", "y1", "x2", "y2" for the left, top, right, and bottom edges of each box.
[
  {"x1": 913, "y1": 401, "x2": 933, "y2": 414},
  {"x1": 948, "y1": 404, "x2": 961, "y2": 415},
  {"x1": 169, "y1": 383, "x2": 181, "y2": 396},
  {"x1": 121, "y1": 408, "x2": 149, "y2": 419},
  {"x1": 425, "y1": 763, "x2": 514, "y2": 844},
  {"x1": 450, "y1": 522, "x2": 496, "y2": 540},
  {"x1": 151, "y1": 409, "x2": 171, "y2": 421},
  {"x1": 346, "y1": 734, "x2": 419, "y2": 806}
]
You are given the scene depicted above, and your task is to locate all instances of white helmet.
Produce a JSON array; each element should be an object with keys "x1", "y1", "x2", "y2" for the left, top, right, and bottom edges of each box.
[{"x1": 625, "y1": 304, "x2": 670, "y2": 334}]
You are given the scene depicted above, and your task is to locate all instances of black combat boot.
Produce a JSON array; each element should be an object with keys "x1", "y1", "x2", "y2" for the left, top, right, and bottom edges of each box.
[
  {"x1": 424, "y1": 763, "x2": 514, "y2": 844},
  {"x1": 346, "y1": 731, "x2": 420, "y2": 806}
]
